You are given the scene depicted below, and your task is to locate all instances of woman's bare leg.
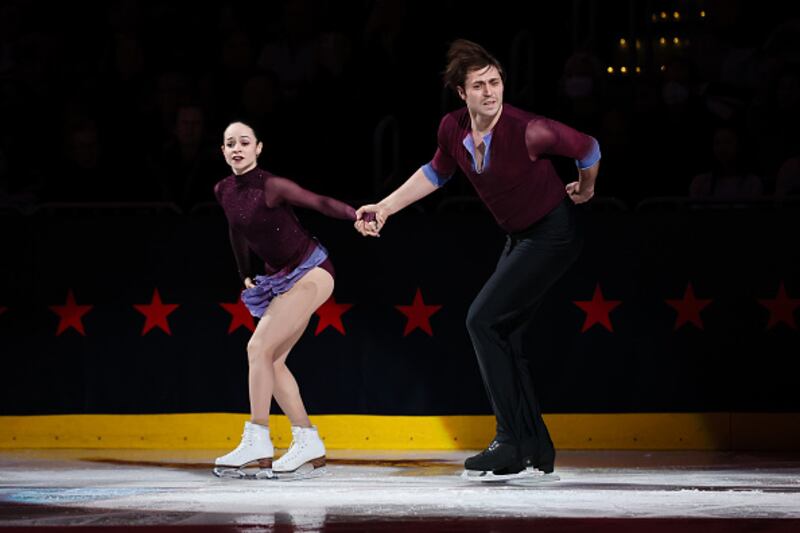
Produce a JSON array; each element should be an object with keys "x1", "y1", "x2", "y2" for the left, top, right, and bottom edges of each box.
[
  {"x1": 271, "y1": 321, "x2": 313, "y2": 428},
  {"x1": 246, "y1": 267, "x2": 334, "y2": 427}
]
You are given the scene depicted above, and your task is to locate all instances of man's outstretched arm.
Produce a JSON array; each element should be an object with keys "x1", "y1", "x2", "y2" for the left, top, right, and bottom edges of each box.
[{"x1": 355, "y1": 167, "x2": 441, "y2": 237}]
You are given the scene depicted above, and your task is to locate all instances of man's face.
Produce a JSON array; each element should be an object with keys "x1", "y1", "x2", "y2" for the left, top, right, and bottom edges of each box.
[{"x1": 458, "y1": 65, "x2": 504, "y2": 119}]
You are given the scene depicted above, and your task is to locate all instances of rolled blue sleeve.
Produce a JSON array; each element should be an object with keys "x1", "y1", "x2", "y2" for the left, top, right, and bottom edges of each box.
[
  {"x1": 422, "y1": 163, "x2": 452, "y2": 187},
  {"x1": 575, "y1": 137, "x2": 601, "y2": 170}
]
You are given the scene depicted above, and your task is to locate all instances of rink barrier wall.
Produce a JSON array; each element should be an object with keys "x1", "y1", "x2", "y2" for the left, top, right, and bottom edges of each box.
[
  {"x1": 1, "y1": 413, "x2": 798, "y2": 450},
  {"x1": 2, "y1": 209, "x2": 799, "y2": 416}
]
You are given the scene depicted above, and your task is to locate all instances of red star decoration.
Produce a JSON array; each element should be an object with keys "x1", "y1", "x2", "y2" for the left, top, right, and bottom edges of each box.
[
  {"x1": 133, "y1": 289, "x2": 180, "y2": 336},
  {"x1": 314, "y1": 297, "x2": 353, "y2": 335},
  {"x1": 758, "y1": 282, "x2": 800, "y2": 330},
  {"x1": 49, "y1": 289, "x2": 93, "y2": 336},
  {"x1": 395, "y1": 288, "x2": 443, "y2": 336},
  {"x1": 665, "y1": 282, "x2": 712, "y2": 330},
  {"x1": 573, "y1": 284, "x2": 622, "y2": 333},
  {"x1": 220, "y1": 298, "x2": 255, "y2": 333}
]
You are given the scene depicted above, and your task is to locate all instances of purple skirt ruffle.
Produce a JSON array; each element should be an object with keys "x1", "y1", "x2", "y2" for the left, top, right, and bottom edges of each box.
[{"x1": 241, "y1": 244, "x2": 329, "y2": 318}]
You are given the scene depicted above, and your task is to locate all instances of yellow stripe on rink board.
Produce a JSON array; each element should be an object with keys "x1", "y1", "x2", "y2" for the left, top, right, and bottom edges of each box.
[{"x1": 0, "y1": 413, "x2": 798, "y2": 450}]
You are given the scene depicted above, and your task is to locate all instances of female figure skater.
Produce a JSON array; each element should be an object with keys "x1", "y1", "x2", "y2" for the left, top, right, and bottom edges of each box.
[{"x1": 213, "y1": 120, "x2": 357, "y2": 477}]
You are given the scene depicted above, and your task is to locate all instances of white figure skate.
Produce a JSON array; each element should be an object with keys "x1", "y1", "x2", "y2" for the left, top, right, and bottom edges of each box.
[
  {"x1": 213, "y1": 421, "x2": 274, "y2": 479},
  {"x1": 271, "y1": 425, "x2": 327, "y2": 480}
]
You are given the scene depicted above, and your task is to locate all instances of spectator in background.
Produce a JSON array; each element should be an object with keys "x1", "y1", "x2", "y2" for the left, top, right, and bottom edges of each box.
[
  {"x1": 360, "y1": 0, "x2": 416, "y2": 118},
  {"x1": 151, "y1": 71, "x2": 194, "y2": 144},
  {"x1": 595, "y1": 108, "x2": 633, "y2": 202},
  {"x1": 0, "y1": 145, "x2": 16, "y2": 207},
  {"x1": 44, "y1": 116, "x2": 157, "y2": 202},
  {"x1": 150, "y1": 104, "x2": 222, "y2": 210},
  {"x1": 690, "y1": 0, "x2": 751, "y2": 85},
  {"x1": 239, "y1": 71, "x2": 284, "y2": 155},
  {"x1": 257, "y1": 0, "x2": 319, "y2": 104},
  {"x1": 43, "y1": 118, "x2": 107, "y2": 202},
  {"x1": 556, "y1": 52, "x2": 605, "y2": 134},
  {"x1": 749, "y1": 67, "x2": 800, "y2": 178},
  {"x1": 242, "y1": 72, "x2": 282, "y2": 122},
  {"x1": 0, "y1": 136, "x2": 37, "y2": 208},
  {"x1": 690, "y1": 125, "x2": 763, "y2": 200},
  {"x1": 205, "y1": 28, "x2": 258, "y2": 123},
  {"x1": 100, "y1": 28, "x2": 150, "y2": 183},
  {"x1": 776, "y1": 155, "x2": 800, "y2": 198},
  {"x1": 647, "y1": 56, "x2": 708, "y2": 196}
]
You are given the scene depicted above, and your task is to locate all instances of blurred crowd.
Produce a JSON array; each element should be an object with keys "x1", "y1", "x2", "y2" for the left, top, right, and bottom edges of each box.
[{"x1": 1, "y1": 0, "x2": 799, "y2": 212}]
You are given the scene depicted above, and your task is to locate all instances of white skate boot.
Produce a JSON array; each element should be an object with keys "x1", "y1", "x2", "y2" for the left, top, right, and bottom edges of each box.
[
  {"x1": 213, "y1": 421, "x2": 274, "y2": 479},
  {"x1": 272, "y1": 425, "x2": 326, "y2": 479}
]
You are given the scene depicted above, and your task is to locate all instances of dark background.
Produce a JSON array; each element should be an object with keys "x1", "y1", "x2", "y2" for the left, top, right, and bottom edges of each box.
[{"x1": 1, "y1": 0, "x2": 798, "y2": 415}]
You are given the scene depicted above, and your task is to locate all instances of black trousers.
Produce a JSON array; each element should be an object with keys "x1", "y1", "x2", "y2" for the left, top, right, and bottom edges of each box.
[{"x1": 466, "y1": 199, "x2": 583, "y2": 462}]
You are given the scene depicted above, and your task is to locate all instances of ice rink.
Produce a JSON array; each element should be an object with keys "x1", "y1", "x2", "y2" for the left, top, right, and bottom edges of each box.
[{"x1": 1, "y1": 449, "x2": 799, "y2": 531}]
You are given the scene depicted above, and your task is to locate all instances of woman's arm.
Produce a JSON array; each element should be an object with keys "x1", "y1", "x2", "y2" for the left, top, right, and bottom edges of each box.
[{"x1": 264, "y1": 176, "x2": 357, "y2": 220}]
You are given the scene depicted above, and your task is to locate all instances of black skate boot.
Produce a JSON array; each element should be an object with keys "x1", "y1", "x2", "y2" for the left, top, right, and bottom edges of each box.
[
  {"x1": 537, "y1": 446, "x2": 556, "y2": 474},
  {"x1": 464, "y1": 440, "x2": 524, "y2": 474},
  {"x1": 520, "y1": 438, "x2": 556, "y2": 474}
]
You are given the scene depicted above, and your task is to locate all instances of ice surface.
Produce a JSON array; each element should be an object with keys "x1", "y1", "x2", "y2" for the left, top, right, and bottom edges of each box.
[{"x1": 1, "y1": 449, "x2": 798, "y2": 527}]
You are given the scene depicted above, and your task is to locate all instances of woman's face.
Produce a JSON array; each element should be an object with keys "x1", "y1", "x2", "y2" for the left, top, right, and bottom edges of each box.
[{"x1": 221, "y1": 122, "x2": 262, "y2": 175}]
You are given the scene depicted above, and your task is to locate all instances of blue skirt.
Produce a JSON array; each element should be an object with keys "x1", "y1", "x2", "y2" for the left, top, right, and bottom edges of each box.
[{"x1": 241, "y1": 244, "x2": 329, "y2": 318}]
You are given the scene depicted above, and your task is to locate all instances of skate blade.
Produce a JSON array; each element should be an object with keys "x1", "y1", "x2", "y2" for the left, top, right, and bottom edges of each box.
[
  {"x1": 271, "y1": 462, "x2": 328, "y2": 481},
  {"x1": 461, "y1": 467, "x2": 559, "y2": 484},
  {"x1": 507, "y1": 472, "x2": 560, "y2": 485},
  {"x1": 213, "y1": 466, "x2": 275, "y2": 480}
]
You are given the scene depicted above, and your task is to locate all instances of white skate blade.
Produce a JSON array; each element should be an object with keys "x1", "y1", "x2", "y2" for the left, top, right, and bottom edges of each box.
[
  {"x1": 507, "y1": 472, "x2": 560, "y2": 485},
  {"x1": 213, "y1": 466, "x2": 275, "y2": 480},
  {"x1": 272, "y1": 461, "x2": 327, "y2": 481},
  {"x1": 214, "y1": 463, "x2": 326, "y2": 481},
  {"x1": 461, "y1": 466, "x2": 559, "y2": 484}
]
